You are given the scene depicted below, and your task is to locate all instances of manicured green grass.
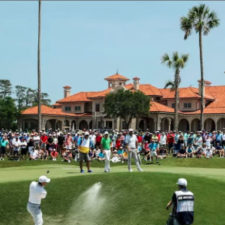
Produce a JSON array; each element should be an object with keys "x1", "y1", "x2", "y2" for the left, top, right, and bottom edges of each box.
[
  {"x1": 0, "y1": 172, "x2": 225, "y2": 225},
  {"x1": 1, "y1": 156, "x2": 225, "y2": 168},
  {"x1": 1, "y1": 159, "x2": 225, "y2": 225}
]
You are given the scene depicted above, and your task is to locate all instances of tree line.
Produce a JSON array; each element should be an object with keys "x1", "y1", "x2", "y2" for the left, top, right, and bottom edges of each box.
[{"x1": 0, "y1": 79, "x2": 51, "y2": 129}]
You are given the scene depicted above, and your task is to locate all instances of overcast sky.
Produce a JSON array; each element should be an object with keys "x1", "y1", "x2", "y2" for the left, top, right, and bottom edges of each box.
[{"x1": 0, "y1": 1, "x2": 225, "y2": 103}]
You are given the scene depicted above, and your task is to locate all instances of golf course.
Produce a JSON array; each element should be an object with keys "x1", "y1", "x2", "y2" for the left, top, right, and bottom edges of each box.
[{"x1": 1, "y1": 158, "x2": 225, "y2": 225}]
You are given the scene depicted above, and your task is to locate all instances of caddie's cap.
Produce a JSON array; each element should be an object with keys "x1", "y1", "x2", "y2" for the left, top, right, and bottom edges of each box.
[{"x1": 176, "y1": 178, "x2": 187, "y2": 187}]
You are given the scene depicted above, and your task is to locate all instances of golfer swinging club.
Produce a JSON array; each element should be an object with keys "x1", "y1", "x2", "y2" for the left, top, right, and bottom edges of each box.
[
  {"x1": 166, "y1": 178, "x2": 194, "y2": 225},
  {"x1": 27, "y1": 175, "x2": 51, "y2": 225}
]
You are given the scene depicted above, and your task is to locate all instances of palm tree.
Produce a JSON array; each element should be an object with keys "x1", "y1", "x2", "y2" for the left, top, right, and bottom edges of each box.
[
  {"x1": 162, "y1": 52, "x2": 189, "y2": 131},
  {"x1": 180, "y1": 4, "x2": 219, "y2": 130},
  {"x1": 37, "y1": 0, "x2": 42, "y2": 132}
]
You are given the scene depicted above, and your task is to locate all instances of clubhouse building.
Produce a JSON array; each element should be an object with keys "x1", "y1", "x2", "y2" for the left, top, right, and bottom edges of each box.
[{"x1": 20, "y1": 73, "x2": 225, "y2": 132}]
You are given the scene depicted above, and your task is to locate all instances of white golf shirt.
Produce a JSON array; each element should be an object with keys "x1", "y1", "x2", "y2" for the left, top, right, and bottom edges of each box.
[
  {"x1": 28, "y1": 181, "x2": 47, "y2": 205},
  {"x1": 126, "y1": 134, "x2": 137, "y2": 149},
  {"x1": 159, "y1": 135, "x2": 167, "y2": 145}
]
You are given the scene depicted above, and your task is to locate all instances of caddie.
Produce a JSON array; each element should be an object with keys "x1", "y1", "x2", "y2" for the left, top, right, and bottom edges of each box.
[
  {"x1": 166, "y1": 178, "x2": 194, "y2": 225},
  {"x1": 78, "y1": 131, "x2": 92, "y2": 173}
]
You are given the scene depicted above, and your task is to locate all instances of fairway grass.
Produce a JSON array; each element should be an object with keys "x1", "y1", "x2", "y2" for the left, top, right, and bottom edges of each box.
[
  {"x1": 1, "y1": 160, "x2": 225, "y2": 225},
  {"x1": 1, "y1": 172, "x2": 225, "y2": 225}
]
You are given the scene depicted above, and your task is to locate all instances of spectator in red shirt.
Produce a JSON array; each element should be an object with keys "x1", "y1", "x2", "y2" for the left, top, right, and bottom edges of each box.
[
  {"x1": 116, "y1": 134, "x2": 122, "y2": 149},
  {"x1": 50, "y1": 148, "x2": 59, "y2": 161},
  {"x1": 167, "y1": 131, "x2": 175, "y2": 154},
  {"x1": 137, "y1": 133, "x2": 143, "y2": 144},
  {"x1": 96, "y1": 133, "x2": 102, "y2": 150},
  {"x1": 40, "y1": 132, "x2": 48, "y2": 150}
]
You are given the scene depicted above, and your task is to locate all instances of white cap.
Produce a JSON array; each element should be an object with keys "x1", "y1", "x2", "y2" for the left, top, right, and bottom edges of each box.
[
  {"x1": 177, "y1": 178, "x2": 187, "y2": 187},
  {"x1": 129, "y1": 128, "x2": 133, "y2": 132},
  {"x1": 39, "y1": 175, "x2": 51, "y2": 183},
  {"x1": 84, "y1": 131, "x2": 89, "y2": 136},
  {"x1": 104, "y1": 131, "x2": 109, "y2": 135}
]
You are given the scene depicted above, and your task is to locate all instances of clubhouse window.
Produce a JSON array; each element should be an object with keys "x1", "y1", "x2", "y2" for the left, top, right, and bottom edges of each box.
[
  {"x1": 184, "y1": 103, "x2": 192, "y2": 109},
  {"x1": 65, "y1": 106, "x2": 71, "y2": 112},
  {"x1": 75, "y1": 106, "x2": 81, "y2": 111},
  {"x1": 95, "y1": 104, "x2": 100, "y2": 112}
]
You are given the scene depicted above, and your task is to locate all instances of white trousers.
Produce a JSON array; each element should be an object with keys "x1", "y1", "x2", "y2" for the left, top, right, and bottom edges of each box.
[
  {"x1": 27, "y1": 202, "x2": 43, "y2": 225},
  {"x1": 128, "y1": 148, "x2": 142, "y2": 171},
  {"x1": 104, "y1": 150, "x2": 111, "y2": 172}
]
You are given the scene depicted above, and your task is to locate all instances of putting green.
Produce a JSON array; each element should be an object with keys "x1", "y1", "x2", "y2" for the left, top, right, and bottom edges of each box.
[{"x1": 1, "y1": 163, "x2": 225, "y2": 183}]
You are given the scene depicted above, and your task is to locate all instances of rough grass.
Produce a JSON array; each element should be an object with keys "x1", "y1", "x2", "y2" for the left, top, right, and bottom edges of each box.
[{"x1": 1, "y1": 172, "x2": 225, "y2": 225}]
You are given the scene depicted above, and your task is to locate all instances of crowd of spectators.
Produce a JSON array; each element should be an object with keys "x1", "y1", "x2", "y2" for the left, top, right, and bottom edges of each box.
[{"x1": 0, "y1": 129, "x2": 224, "y2": 162}]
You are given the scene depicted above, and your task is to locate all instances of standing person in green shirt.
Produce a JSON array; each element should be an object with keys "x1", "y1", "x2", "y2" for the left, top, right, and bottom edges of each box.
[
  {"x1": 101, "y1": 131, "x2": 112, "y2": 173},
  {"x1": 0, "y1": 136, "x2": 9, "y2": 160}
]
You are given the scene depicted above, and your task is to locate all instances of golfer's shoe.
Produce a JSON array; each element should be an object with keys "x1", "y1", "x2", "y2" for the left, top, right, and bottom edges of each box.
[
  {"x1": 80, "y1": 169, "x2": 85, "y2": 173},
  {"x1": 138, "y1": 168, "x2": 144, "y2": 172},
  {"x1": 88, "y1": 170, "x2": 93, "y2": 173},
  {"x1": 128, "y1": 169, "x2": 133, "y2": 172}
]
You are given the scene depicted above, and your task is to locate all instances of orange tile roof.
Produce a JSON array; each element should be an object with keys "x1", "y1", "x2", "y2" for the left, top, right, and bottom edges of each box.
[
  {"x1": 181, "y1": 86, "x2": 225, "y2": 114},
  {"x1": 105, "y1": 73, "x2": 129, "y2": 81},
  {"x1": 160, "y1": 87, "x2": 214, "y2": 100},
  {"x1": 125, "y1": 83, "x2": 162, "y2": 96},
  {"x1": 150, "y1": 101, "x2": 174, "y2": 113},
  {"x1": 88, "y1": 88, "x2": 112, "y2": 99},
  {"x1": 57, "y1": 92, "x2": 100, "y2": 103},
  {"x1": 21, "y1": 105, "x2": 91, "y2": 117},
  {"x1": 52, "y1": 103, "x2": 61, "y2": 106},
  {"x1": 203, "y1": 86, "x2": 225, "y2": 114}
]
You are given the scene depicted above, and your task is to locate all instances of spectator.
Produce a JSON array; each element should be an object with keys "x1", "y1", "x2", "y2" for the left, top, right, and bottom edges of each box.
[
  {"x1": 149, "y1": 139, "x2": 159, "y2": 163},
  {"x1": 20, "y1": 138, "x2": 28, "y2": 160},
  {"x1": 50, "y1": 148, "x2": 59, "y2": 161},
  {"x1": 0, "y1": 136, "x2": 9, "y2": 160}
]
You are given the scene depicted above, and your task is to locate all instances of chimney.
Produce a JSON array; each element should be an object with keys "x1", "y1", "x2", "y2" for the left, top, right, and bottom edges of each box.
[
  {"x1": 198, "y1": 80, "x2": 211, "y2": 97},
  {"x1": 133, "y1": 77, "x2": 140, "y2": 90},
  {"x1": 63, "y1": 86, "x2": 71, "y2": 98}
]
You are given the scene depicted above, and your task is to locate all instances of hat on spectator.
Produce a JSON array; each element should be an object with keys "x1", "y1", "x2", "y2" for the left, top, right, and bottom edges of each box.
[
  {"x1": 129, "y1": 128, "x2": 133, "y2": 132},
  {"x1": 84, "y1": 131, "x2": 89, "y2": 136},
  {"x1": 104, "y1": 131, "x2": 109, "y2": 135},
  {"x1": 39, "y1": 175, "x2": 51, "y2": 183}
]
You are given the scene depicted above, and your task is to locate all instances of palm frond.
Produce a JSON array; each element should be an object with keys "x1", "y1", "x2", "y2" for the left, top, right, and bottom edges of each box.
[
  {"x1": 180, "y1": 17, "x2": 192, "y2": 39},
  {"x1": 161, "y1": 54, "x2": 172, "y2": 67},
  {"x1": 172, "y1": 52, "x2": 179, "y2": 63},
  {"x1": 182, "y1": 54, "x2": 189, "y2": 63},
  {"x1": 164, "y1": 80, "x2": 175, "y2": 90}
]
